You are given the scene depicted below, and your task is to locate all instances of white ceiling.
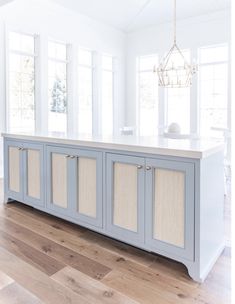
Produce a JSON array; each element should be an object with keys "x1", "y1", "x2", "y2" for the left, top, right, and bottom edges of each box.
[
  {"x1": 51, "y1": 0, "x2": 230, "y2": 31},
  {"x1": 0, "y1": 0, "x2": 231, "y2": 31},
  {"x1": 0, "y1": 0, "x2": 14, "y2": 5}
]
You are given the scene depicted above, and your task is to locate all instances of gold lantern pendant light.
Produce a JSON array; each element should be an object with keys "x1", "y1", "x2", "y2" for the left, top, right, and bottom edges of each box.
[{"x1": 155, "y1": 0, "x2": 197, "y2": 88}]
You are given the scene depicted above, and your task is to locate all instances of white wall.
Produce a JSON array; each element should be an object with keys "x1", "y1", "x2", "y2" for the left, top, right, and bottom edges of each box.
[
  {"x1": 0, "y1": 0, "x2": 127, "y2": 177},
  {"x1": 0, "y1": 1, "x2": 231, "y2": 177},
  {"x1": 125, "y1": 10, "x2": 231, "y2": 129}
]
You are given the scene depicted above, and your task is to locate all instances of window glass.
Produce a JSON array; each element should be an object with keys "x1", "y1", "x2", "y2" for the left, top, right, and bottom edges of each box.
[
  {"x1": 48, "y1": 41, "x2": 67, "y2": 133},
  {"x1": 78, "y1": 49, "x2": 93, "y2": 134},
  {"x1": 102, "y1": 55, "x2": 113, "y2": 70},
  {"x1": 138, "y1": 55, "x2": 158, "y2": 136},
  {"x1": 166, "y1": 49, "x2": 191, "y2": 134},
  {"x1": 199, "y1": 45, "x2": 228, "y2": 64},
  {"x1": 8, "y1": 32, "x2": 35, "y2": 132},
  {"x1": 9, "y1": 32, "x2": 34, "y2": 54},
  {"x1": 78, "y1": 49, "x2": 92, "y2": 66},
  {"x1": 48, "y1": 41, "x2": 67, "y2": 61},
  {"x1": 102, "y1": 55, "x2": 113, "y2": 136},
  {"x1": 199, "y1": 45, "x2": 228, "y2": 137}
]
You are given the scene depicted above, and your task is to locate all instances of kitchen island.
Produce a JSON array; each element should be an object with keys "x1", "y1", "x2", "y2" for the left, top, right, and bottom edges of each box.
[{"x1": 2, "y1": 132, "x2": 225, "y2": 282}]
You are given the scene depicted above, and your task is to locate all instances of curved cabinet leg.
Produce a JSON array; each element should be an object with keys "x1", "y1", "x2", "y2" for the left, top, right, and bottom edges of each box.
[{"x1": 186, "y1": 263, "x2": 203, "y2": 283}]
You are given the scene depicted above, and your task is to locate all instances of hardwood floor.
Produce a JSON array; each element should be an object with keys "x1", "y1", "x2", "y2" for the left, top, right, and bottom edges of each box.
[{"x1": 0, "y1": 181, "x2": 231, "y2": 304}]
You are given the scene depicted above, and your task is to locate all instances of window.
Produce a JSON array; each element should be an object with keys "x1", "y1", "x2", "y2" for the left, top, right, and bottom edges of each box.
[
  {"x1": 198, "y1": 45, "x2": 228, "y2": 137},
  {"x1": 102, "y1": 55, "x2": 113, "y2": 136},
  {"x1": 8, "y1": 32, "x2": 35, "y2": 132},
  {"x1": 166, "y1": 50, "x2": 191, "y2": 134},
  {"x1": 78, "y1": 49, "x2": 93, "y2": 134},
  {"x1": 137, "y1": 55, "x2": 158, "y2": 136},
  {"x1": 48, "y1": 41, "x2": 67, "y2": 133}
]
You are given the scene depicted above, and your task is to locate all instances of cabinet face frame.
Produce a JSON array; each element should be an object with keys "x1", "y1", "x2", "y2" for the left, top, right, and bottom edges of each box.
[
  {"x1": 70, "y1": 149, "x2": 103, "y2": 228},
  {"x1": 145, "y1": 158, "x2": 195, "y2": 261},
  {"x1": 46, "y1": 145, "x2": 103, "y2": 228},
  {"x1": 106, "y1": 153, "x2": 145, "y2": 244},
  {"x1": 4, "y1": 140, "x2": 24, "y2": 202},
  {"x1": 23, "y1": 143, "x2": 44, "y2": 207},
  {"x1": 46, "y1": 145, "x2": 74, "y2": 216}
]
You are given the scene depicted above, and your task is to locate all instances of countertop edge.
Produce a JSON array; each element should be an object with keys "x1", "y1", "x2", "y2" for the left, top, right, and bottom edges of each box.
[{"x1": 1, "y1": 133, "x2": 224, "y2": 159}]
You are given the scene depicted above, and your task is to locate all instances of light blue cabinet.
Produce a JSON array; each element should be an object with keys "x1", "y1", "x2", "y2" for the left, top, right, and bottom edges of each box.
[
  {"x1": 145, "y1": 158, "x2": 195, "y2": 261},
  {"x1": 4, "y1": 135, "x2": 224, "y2": 282},
  {"x1": 46, "y1": 145, "x2": 103, "y2": 228},
  {"x1": 4, "y1": 139, "x2": 44, "y2": 207},
  {"x1": 106, "y1": 153, "x2": 145, "y2": 245}
]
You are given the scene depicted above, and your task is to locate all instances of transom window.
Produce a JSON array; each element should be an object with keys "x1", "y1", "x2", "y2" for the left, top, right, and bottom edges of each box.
[{"x1": 8, "y1": 32, "x2": 35, "y2": 132}]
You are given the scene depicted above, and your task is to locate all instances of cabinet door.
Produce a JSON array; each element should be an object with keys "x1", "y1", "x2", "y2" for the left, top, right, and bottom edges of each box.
[
  {"x1": 70, "y1": 149, "x2": 103, "y2": 228},
  {"x1": 145, "y1": 158, "x2": 194, "y2": 261},
  {"x1": 4, "y1": 140, "x2": 24, "y2": 201},
  {"x1": 23, "y1": 143, "x2": 44, "y2": 207},
  {"x1": 46, "y1": 146, "x2": 72, "y2": 216},
  {"x1": 106, "y1": 154, "x2": 145, "y2": 244}
]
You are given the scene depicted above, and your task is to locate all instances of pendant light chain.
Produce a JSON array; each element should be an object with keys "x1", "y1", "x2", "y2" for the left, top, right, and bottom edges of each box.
[{"x1": 174, "y1": 0, "x2": 176, "y2": 44}]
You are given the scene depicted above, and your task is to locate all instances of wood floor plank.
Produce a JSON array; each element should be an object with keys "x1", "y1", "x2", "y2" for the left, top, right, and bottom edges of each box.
[
  {"x1": 0, "y1": 230, "x2": 65, "y2": 276},
  {"x1": 0, "y1": 206, "x2": 205, "y2": 297},
  {"x1": 80, "y1": 230, "x2": 156, "y2": 267},
  {"x1": 7, "y1": 203, "x2": 156, "y2": 268},
  {"x1": 5, "y1": 203, "x2": 87, "y2": 236},
  {"x1": 52, "y1": 266, "x2": 139, "y2": 304},
  {"x1": 2, "y1": 204, "x2": 228, "y2": 297},
  {"x1": 0, "y1": 271, "x2": 14, "y2": 291},
  {"x1": 0, "y1": 282, "x2": 43, "y2": 304},
  {"x1": 0, "y1": 202, "x2": 230, "y2": 304},
  {"x1": 102, "y1": 270, "x2": 173, "y2": 304},
  {"x1": 102, "y1": 270, "x2": 224, "y2": 304},
  {"x1": 0, "y1": 247, "x2": 91, "y2": 304},
  {"x1": 0, "y1": 217, "x2": 111, "y2": 281},
  {"x1": 0, "y1": 205, "x2": 88, "y2": 253}
]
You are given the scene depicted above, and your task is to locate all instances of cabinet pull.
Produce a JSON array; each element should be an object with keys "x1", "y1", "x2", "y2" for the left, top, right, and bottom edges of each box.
[
  {"x1": 137, "y1": 165, "x2": 143, "y2": 169},
  {"x1": 146, "y1": 166, "x2": 152, "y2": 170},
  {"x1": 70, "y1": 155, "x2": 76, "y2": 159},
  {"x1": 65, "y1": 155, "x2": 70, "y2": 158}
]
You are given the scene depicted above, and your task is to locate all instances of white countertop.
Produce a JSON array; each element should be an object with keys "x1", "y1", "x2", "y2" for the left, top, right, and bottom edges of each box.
[{"x1": 2, "y1": 132, "x2": 224, "y2": 159}]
